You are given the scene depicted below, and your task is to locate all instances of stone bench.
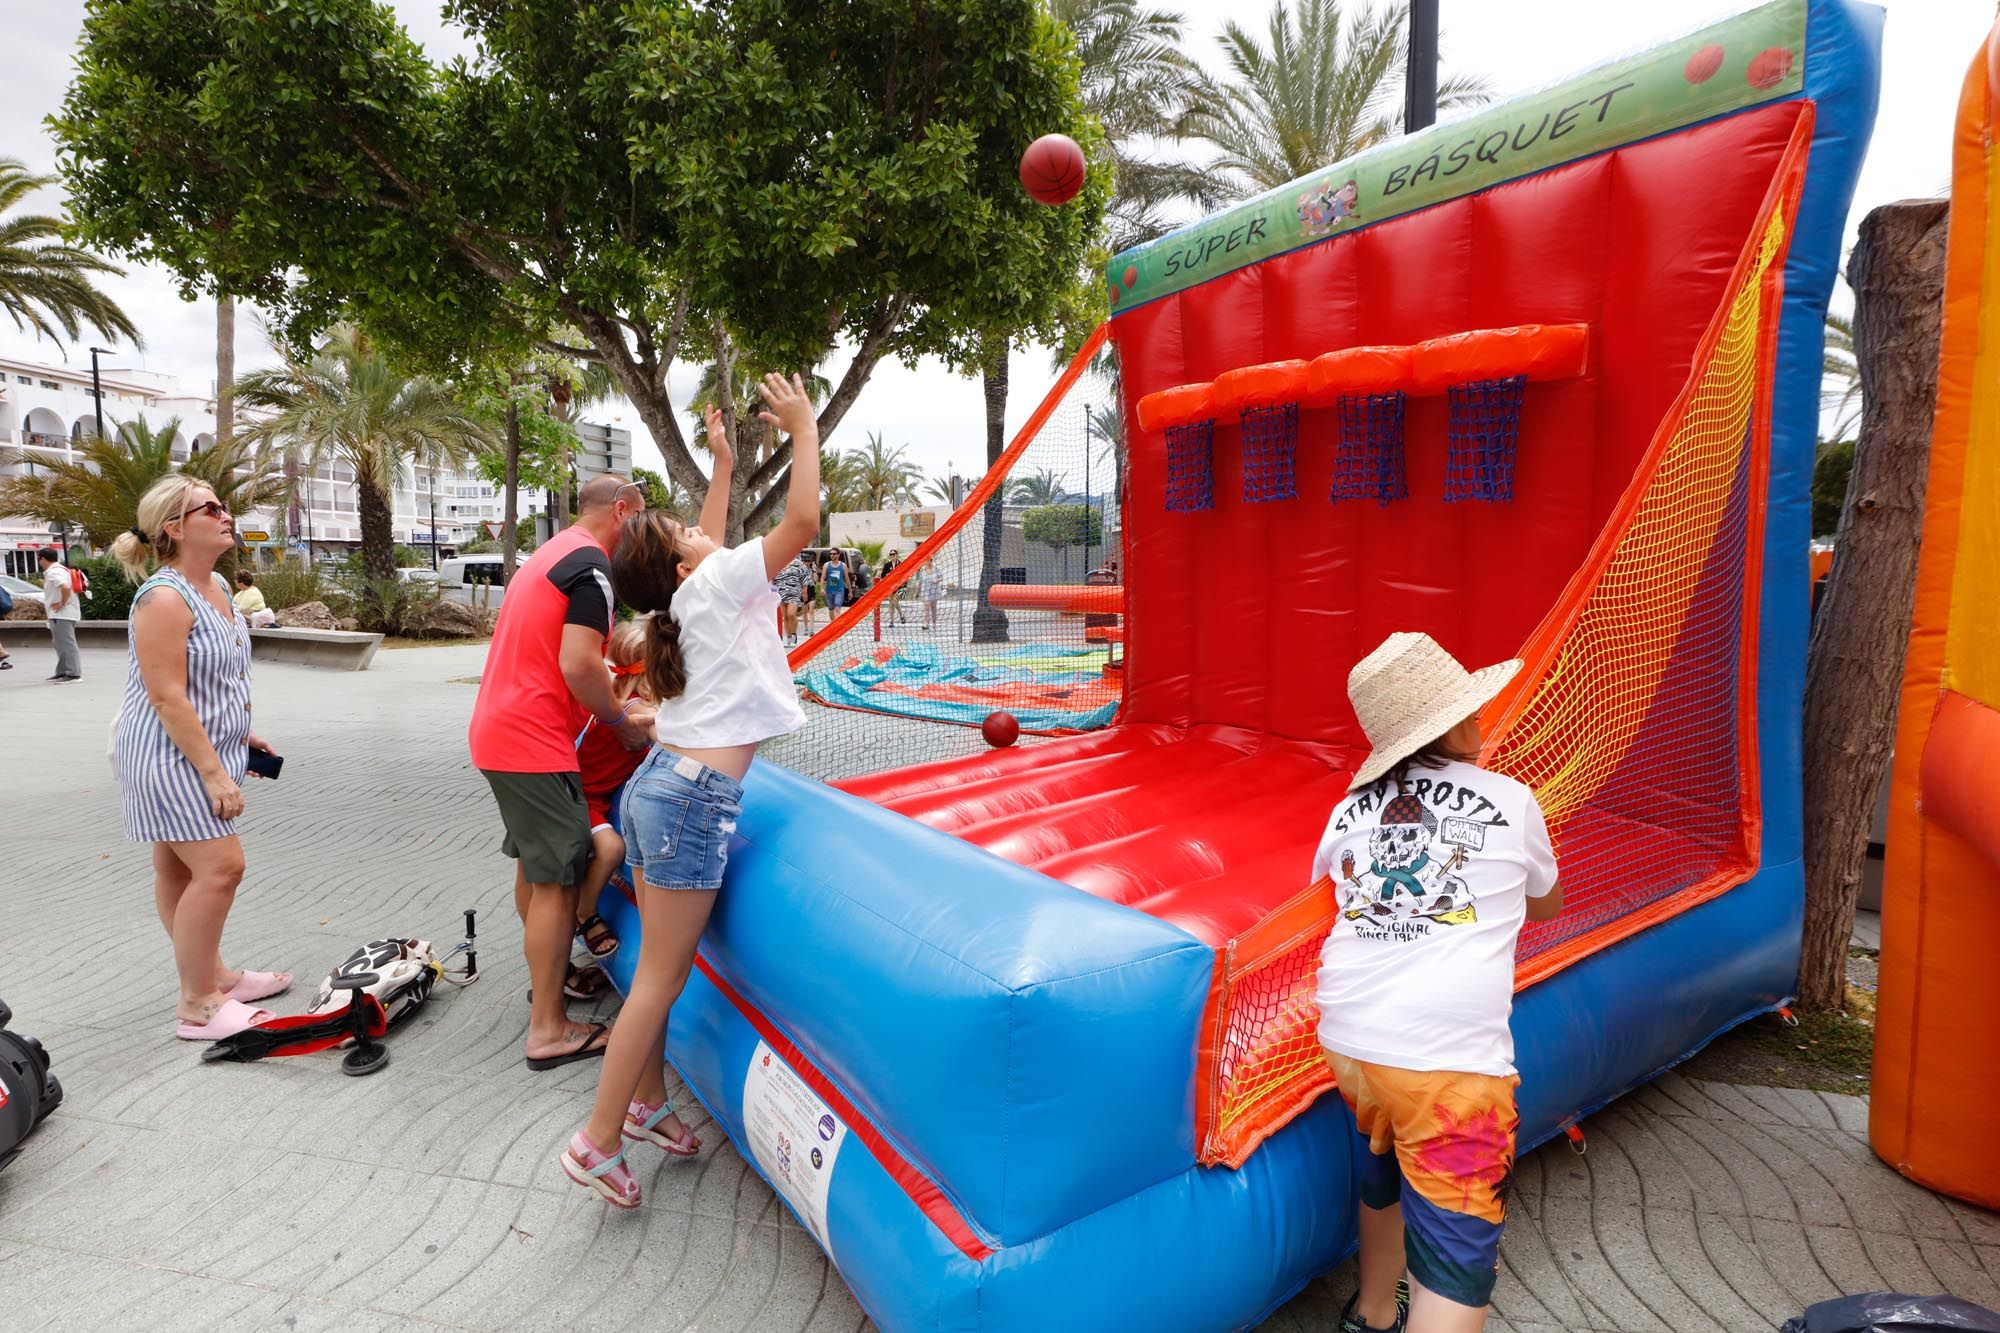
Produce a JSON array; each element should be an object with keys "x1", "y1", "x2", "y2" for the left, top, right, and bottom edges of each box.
[{"x1": 0, "y1": 620, "x2": 383, "y2": 671}]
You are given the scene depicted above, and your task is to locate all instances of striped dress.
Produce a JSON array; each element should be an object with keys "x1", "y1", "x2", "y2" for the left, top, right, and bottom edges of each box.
[{"x1": 115, "y1": 567, "x2": 254, "y2": 843}]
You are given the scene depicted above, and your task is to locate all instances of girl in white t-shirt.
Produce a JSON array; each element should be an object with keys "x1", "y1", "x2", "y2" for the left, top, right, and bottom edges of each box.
[
  {"x1": 560, "y1": 372, "x2": 821, "y2": 1209},
  {"x1": 1313, "y1": 632, "x2": 1562, "y2": 1333}
]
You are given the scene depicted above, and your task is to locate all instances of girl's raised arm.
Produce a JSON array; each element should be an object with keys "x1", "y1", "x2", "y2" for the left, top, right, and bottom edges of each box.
[{"x1": 758, "y1": 373, "x2": 820, "y2": 579}]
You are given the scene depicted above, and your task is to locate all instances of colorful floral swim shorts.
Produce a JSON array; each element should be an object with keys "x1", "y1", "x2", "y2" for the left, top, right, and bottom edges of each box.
[{"x1": 1324, "y1": 1049, "x2": 1521, "y2": 1308}]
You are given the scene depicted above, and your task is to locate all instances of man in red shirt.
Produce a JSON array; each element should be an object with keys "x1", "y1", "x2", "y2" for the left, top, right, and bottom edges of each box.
[{"x1": 469, "y1": 473, "x2": 652, "y2": 1068}]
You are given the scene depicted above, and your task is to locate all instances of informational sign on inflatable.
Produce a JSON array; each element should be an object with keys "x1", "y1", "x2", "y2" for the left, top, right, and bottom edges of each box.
[
  {"x1": 741, "y1": 1040, "x2": 848, "y2": 1251},
  {"x1": 1106, "y1": 0, "x2": 1807, "y2": 309}
]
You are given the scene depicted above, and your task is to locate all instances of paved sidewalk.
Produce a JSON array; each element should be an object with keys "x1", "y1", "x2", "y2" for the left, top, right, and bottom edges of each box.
[{"x1": 0, "y1": 639, "x2": 1994, "y2": 1331}]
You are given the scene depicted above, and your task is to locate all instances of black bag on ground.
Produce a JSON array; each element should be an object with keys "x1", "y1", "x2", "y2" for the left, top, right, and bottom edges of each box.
[
  {"x1": 1783, "y1": 1294, "x2": 2000, "y2": 1332},
  {"x1": 0, "y1": 998, "x2": 62, "y2": 1172}
]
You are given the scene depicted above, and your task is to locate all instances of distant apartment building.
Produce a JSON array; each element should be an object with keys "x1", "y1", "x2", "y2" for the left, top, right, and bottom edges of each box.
[{"x1": 0, "y1": 354, "x2": 592, "y2": 575}]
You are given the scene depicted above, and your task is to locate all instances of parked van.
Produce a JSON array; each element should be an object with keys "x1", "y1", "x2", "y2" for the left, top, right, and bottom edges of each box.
[{"x1": 437, "y1": 555, "x2": 507, "y2": 608}]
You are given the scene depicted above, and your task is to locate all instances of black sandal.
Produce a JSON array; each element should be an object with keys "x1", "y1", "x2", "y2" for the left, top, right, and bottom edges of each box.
[{"x1": 575, "y1": 913, "x2": 619, "y2": 959}]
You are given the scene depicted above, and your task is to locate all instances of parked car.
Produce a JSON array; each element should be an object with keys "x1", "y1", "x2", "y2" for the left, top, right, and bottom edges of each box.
[
  {"x1": 436, "y1": 555, "x2": 507, "y2": 607},
  {"x1": 802, "y1": 547, "x2": 871, "y2": 595},
  {"x1": 395, "y1": 567, "x2": 440, "y2": 586},
  {"x1": 0, "y1": 574, "x2": 42, "y2": 608}
]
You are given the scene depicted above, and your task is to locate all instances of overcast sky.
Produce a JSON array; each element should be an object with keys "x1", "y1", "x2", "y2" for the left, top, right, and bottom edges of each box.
[{"x1": 0, "y1": 0, "x2": 1979, "y2": 488}]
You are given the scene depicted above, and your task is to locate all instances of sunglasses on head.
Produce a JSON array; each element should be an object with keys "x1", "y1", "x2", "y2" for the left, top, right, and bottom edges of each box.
[{"x1": 615, "y1": 482, "x2": 647, "y2": 509}]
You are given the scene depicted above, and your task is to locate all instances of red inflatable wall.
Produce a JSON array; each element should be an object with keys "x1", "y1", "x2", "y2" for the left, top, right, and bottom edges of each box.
[{"x1": 1114, "y1": 101, "x2": 1808, "y2": 757}]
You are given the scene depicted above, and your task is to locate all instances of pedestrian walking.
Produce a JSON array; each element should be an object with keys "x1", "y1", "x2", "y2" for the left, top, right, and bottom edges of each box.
[
  {"x1": 110, "y1": 477, "x2": 290, "y2": 1040},
  {"x1": 39, "y1": 546, "x2": 82, "y2": 681}
]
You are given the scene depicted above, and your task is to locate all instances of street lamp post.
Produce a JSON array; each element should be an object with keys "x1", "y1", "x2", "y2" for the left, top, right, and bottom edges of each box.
[{"x1": 88, "y1": 347, "x2": 114, "y2": 441}]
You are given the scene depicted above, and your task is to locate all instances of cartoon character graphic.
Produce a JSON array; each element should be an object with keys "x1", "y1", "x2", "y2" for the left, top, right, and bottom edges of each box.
[
  {"x1": 1337, "y1": 792, "x2": 1479, "y2": 926},
  {"x1": 1296, "y1": 178, "x2": 1361, "y2": 234}
]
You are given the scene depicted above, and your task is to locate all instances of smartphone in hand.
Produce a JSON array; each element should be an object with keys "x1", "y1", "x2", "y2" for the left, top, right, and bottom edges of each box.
[{"x1": 246, "y1": 747, "x2": 284, "y2": 780}]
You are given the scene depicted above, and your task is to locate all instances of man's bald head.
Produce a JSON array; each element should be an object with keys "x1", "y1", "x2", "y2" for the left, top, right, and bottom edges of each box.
[{"x1": 577, "y1": 472, "x2": 634, "y2": 513}]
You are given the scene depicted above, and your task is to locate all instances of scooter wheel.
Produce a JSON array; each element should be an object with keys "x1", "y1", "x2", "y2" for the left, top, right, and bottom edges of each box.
[{"x1": 341, "y1": 1044, "x2": 391, "y2": 1076}]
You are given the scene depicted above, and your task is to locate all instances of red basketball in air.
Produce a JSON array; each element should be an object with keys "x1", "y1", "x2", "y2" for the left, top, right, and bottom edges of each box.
[
  {"x1": 1020, "y1": 134, "x2": 1086, "y2": 206},
  {"x1": 982, "y1": 710, "x2": 1021, "y2": 748},
  {"x1": 1684, "y1": 43, "x2": 1725, "y2": 84},
  {"x1": 1746, "y1": 46, "x2": 1793, "y2": 89}
]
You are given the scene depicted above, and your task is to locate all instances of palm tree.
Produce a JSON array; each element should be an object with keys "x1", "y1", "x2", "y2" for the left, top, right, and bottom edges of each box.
[
  {"x1": 1822, "y1": 308, "x2": 1860, "y2": 448},
  {"x1": 0, "y1": 416, "x2": 288, "y2": 548},
  {"x1": 236, "y1": 325, "x2": 497, "y2": 581},
  {"x1": 855, "y1": 432, "x2": 924, "y2": 510},
  {"x1": 544, "y1": 350, "x2": 618, "y2": 529},
  {"x1": 923, "y1": 473, "x2": 963, "y2": 506},
  {"x1": 0, "y1": 158, "x2": 141, "y2": 349},
  {"x1": 1053, "y1": 0, "x2": 1218, "y2": 253},
  {"x1": 817, "y1": 447, "x2": 867, "y2": 543},
  {"x1": 1184, "y1": 0, "x2": 1492, "y2": 197},
  {"x1": 1007, "y1": 467, "x2": 1070, "y2": 507}
]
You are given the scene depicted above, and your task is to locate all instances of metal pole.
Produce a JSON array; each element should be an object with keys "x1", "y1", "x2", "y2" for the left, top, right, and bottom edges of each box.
[
  {"x1": 1404, "y1": 0, "x2": 1439, "y2": 135},
  {"x1": 89, "y1": 347, "x2": 109, "y2": 440},
  {"x1": 1083, "y1": 411, "x2": 1092, "y2": 576},
  {"x1": 428, "y1": 467, "x2": 439, "y2": 568}
]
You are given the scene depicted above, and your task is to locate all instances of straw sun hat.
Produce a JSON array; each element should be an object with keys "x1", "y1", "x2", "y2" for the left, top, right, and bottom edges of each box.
[{"x1": 1346, "y1": 632, "x2": 1522, "y2": 791}]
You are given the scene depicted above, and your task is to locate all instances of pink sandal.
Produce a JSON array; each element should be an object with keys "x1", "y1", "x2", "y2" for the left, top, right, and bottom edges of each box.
[
  {"x1": 561, "y1": 1130, "x2": 641, "y2": 1208},
  {"x1": 624, "y1": 1099, "x2": 701, "y2": 1157},
  {"x1": 175, "y1": 998, "x2": 275, "y2": 1041},
  {"x1": 225, "y1": 970, "x2": 293, "y2": 1003}
]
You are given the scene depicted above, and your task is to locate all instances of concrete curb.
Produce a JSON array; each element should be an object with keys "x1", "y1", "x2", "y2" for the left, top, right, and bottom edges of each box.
[{"x1": 0, "y1": 619, "x2": 383, "y2": 670}]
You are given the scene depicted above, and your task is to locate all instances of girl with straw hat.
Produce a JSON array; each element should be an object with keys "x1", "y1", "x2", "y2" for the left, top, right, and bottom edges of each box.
[{"x1": 1314, "y1": 632, "x2": 1563, "y2": 1333}]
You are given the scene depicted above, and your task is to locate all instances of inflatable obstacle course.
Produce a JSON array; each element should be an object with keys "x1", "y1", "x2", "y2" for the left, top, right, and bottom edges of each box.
[{"x1": 611, "y1": 1, "x2": 1882, "y2": 1326}]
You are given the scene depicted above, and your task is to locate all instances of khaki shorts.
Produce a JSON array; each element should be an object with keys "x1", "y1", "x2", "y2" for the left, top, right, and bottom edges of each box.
[{"x1": 481, "y1": 769, "x2": 592, "y2": 888}]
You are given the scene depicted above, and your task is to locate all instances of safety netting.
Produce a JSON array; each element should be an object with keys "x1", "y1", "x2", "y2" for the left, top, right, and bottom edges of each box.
[
  {"x1": 762, "y1": 328, "x2": 1124, "y2": 782},
  {"x1": 1193, "y1": 141, "x2": 1805, "y2": 1167}
]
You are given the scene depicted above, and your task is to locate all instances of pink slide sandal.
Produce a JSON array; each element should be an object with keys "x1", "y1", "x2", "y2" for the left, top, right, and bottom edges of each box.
[
  {"x1": 226, "y1": 970, "x2": 293, "y2": 1003},
  {"x1": 176, "y1": 998, "x2": 275, "y2": 1041}
]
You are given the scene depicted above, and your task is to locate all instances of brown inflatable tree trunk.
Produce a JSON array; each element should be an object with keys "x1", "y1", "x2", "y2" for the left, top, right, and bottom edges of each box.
[{"x1": 1798, "y1": 199, "x2": 1947, "y2": 1012}]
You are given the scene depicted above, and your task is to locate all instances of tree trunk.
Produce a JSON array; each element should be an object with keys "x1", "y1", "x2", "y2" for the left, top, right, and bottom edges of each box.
[
  {"x1": 1798, "y1": 199, "x2": 1948, "y2": 1012},
  {"x1": 970, "y1": 342, "x2": 1011, "y2": 644},
  {"x1": 502, "y1": 397, "x2": 522, "y2": 582},
  {"x1": 357, "y1": 474, "x2": 397, "y2": 582},
  {"x1": 215, "y1": 297, "x2": 235, "y2": 449}
]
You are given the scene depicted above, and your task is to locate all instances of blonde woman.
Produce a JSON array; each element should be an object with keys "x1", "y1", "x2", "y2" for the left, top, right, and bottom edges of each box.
[{"x1": 111, "y1": 476, "x2": 289, "y2": 1040}]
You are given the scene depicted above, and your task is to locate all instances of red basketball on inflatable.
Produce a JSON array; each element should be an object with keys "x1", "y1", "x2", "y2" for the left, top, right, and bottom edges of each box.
[
  {"x1": 982, "y1": 710, "x2": 1021, "y2": 748},
  {"x1": 1020, "y1": 134, "x2": 1086, "y2": 206},
  {"x1": 1746, "y1": 46, "x2": 1794, "y2": 89},
  {"x1": 1684, "y1": 43, "x2": 1725, "y2": 84}
]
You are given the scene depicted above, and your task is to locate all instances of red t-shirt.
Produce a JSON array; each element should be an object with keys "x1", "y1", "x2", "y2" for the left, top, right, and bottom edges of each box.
[
  {"x1": 577, "y1": 716, "x2": 648, "y2": 828},
  {"x1": 467, "y1": 525, "x2": 615, "y2": 773}
]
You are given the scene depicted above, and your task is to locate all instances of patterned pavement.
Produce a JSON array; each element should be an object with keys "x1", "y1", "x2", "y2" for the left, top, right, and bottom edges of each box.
[{"x1": 0, "y1": 637, "x2": 1993, "y2": 1331}]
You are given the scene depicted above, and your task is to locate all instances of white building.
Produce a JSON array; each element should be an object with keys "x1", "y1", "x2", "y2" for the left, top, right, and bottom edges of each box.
[{"x1": 0, "y1": 354, "x2": 552, "y2": 575}]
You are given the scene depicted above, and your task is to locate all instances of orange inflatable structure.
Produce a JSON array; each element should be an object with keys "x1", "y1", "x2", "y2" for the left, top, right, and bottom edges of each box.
[{"x1": 1872, "y1": 22, "x2": 2000, "y2": 1211}]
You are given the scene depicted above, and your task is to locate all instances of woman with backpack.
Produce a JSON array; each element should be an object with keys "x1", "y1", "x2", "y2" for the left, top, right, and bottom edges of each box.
[{"x1": 110, "y1": 476, "x2": 290, "y2": 1041}]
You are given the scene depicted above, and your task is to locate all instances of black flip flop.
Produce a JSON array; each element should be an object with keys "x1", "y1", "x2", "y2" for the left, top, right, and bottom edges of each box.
[{"x1": 525, "y1": 1021, "x2": 611, "y2": 1071}]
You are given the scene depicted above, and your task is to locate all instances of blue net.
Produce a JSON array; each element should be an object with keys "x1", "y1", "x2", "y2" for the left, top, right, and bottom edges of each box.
[
  {"x1": 1331, "y1": 392, "x2": 1408, "y2": 505},
  {"x1": 1240, "y1": 404, "x2": 1300, "y2": 503},
  {"x1": 1445, "y1": 375, "x2": 1525, "y2": 502},
  {"x1": 1165, "y1": 419, "x2": 1215, "y2": 512}
]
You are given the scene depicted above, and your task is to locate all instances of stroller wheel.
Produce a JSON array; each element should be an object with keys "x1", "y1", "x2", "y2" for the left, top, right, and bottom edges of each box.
[{"x1": 341, "y1": 1043, "x2": 391, "y2": 1076}]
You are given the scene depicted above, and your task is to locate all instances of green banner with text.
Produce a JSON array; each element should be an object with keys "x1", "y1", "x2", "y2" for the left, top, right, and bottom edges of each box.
[{"x1": 1107, "y1": 0, "x2": 1806, "y2": 309}]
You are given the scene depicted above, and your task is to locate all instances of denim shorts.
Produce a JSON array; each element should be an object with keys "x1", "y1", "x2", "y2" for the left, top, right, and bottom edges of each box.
[{"x1": 621, "y1": 748, "x2": 745, "y2": 891}]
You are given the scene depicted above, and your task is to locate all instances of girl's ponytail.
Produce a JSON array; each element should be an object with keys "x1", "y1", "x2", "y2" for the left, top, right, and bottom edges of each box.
[{"x1": 644, "y1": 612, "x2": 688, "y2": 702}]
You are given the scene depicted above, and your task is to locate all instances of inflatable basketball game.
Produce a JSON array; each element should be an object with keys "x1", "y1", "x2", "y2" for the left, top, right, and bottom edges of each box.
[
  {"x1": 1873, "y1": 17, "x2": 2000, "y2": 1213},
  {"x1": 599, "y1": 2, "x2": 1882, "y2": 1325}
]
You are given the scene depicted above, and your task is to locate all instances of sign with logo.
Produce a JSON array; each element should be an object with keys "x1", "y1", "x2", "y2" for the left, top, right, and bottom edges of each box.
[
  {"x1": 238, "y1": 530, "x2": 270, "y2": 543},
  {"x1": 742, "y1": 1040, "x2": 848, "y2": 1253},
  {"x1": 899, "y1": 511, "x2": 937, "y2": 539}
]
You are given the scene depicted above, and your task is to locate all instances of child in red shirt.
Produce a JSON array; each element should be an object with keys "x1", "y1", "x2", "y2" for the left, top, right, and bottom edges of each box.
[{"x1": 572, "y1": 619, "x2": 653, "y2": 959}]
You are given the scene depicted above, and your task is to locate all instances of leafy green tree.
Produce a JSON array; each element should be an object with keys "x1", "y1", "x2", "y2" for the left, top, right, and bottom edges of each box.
[
  {"x1": 236, "y1": 326, "x2": 496, "y2": 581},
  {"x1": 1823, "y1": 307, "x2": 1861, "y2": 445},
  {"x1": 55, "y1": 0, "x2": 1106, "y2": 538},
  {"x1": 1021, "y1": 503, "x2": 1104, "y2": 581},
  {"x1": 854, "y1": 432, "x2": 924, "y2": 510},
  {"x1": 1813, "y1": 438, "x2": 1856, "y2": 540},
  {"x1": 632, "y1": 466, "x2": 693, "y2": 517},
  {"x1": 0, "y1": 158, "x2": 140, "y2": 349},
  {"x1": 0, "y1": 416, "x2": 287, "y2": 548},
  {"x1": 1007, "y1": 467, "x2": 1070, "y2": 506},
  {"x1": 1054, "y1": 0, "x2": 1217, "y2": 253},
  {"x1": 1184, "y1": 0, "x2": 1491, "y2": 196}
]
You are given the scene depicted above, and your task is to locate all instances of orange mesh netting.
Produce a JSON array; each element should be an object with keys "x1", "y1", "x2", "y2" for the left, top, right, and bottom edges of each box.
[{"x1": 1193, "y1": 114, "x2": 1810, "y2": 1168}]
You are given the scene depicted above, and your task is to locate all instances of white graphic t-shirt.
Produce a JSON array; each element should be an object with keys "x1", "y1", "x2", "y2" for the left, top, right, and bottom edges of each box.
[{"x1": 1312, "y1": 759, "x2": 1557, "y2": 1077}]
